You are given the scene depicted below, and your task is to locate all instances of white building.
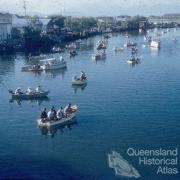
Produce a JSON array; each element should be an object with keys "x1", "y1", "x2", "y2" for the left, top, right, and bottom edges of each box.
[{"x1": 0, "y1": 13, "x2": 12, "y2": 42}]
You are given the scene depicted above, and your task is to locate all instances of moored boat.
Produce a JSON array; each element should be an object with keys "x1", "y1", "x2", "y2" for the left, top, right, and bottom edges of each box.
[
  {"x1": 113, "y1": 47, "x2": 124, "y2": 52},
  {"x1": 40, "y1": 57, "x2": 67, "y2": 70},
  {"x1": 150, "y1": 40, "x2": 160, "y2": 49},
  {"x1": 124, "y1": 41, "x2": 137, "y2": 47},
  {"x1": 92, "y1": 52, "x2": 106, "y2": 60}
]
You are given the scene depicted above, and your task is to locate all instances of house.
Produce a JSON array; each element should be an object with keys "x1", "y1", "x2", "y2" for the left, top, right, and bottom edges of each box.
[{"x1": 0, "y1": 13, "x2": 12, "y2": 42}]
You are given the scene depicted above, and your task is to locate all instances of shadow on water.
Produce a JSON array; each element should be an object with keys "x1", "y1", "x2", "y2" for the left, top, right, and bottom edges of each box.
[
  {"x1": 38, "y1": 119, "x2": 77, "y2": 138},
  {"x1": 9, "y1": 97, "x2": 50, "y2": 106}
]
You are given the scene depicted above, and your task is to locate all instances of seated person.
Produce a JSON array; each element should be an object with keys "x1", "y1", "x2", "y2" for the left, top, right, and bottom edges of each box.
[
  {"x1": 15, "y1": 88, "x2": 21, "y2": 95},
  {"x1": 27, "y1": 87, "x2": 33, "y2": 95},
  {"x1": 80, "y1": 71, "x2": 86, "y2": 81},
  {"x1": 47, "y1": 108, "x2": 55, "y2": 120},
  {"x1": 41, "y1": 108, "x2": 47, "y2": 119},
  {"x1": 57, "y1": 107, "x2": 64, "y2": 119},
  {"x1": 36, "y1": 85, "x2": 43, "y2": 93},
  {"x1": 64, "y1": 103, "x2": 75, "y2": 115}
]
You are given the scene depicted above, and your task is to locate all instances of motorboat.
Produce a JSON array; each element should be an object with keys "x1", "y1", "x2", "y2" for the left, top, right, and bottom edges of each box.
[
  {"x1": 127, "y1": 48, "x2": 141, "y2": 64},
  {"x1": 150, "y1": 40, "x2": 160, "y2": 49},
  {"x1": 40, "y1": 57, "x2": 67, "y2": 70},
  {"x1": 127, "y1": 57, "x2": 140, "y2": 64},
  {"x1": 96, "y1": 41, "x2": 107, "y2": 50},
  {"x1": 69, "y1": 50, "x2": 78, "y2": 57},
  {"x1": 52, "y1": 46, "x2": 64, "y2": 53},
  {"x1": 21, "y1": 65, "x2": 43, "y2": 72},
  {"x1": 92, "y1": 52, "x2": 106, "y2": 60},
  {"x1": 9, "y1": 90, "x2": 49, "y2": 99},
  {"x1": 173, "y1": 38, "x2": 178, "y2": 42},
  {"x1": 113, "y1": 47, "x2": 124, "y2": 52},
  {"x1": 65, "y1": 43, "x2": 77, "y2": 50},
  {"x1": 124, "y1": 41, "x2": 137, "y2": 47},
  {"x1": 37, "y1": 105, "x2": 78, "y2": 127}
]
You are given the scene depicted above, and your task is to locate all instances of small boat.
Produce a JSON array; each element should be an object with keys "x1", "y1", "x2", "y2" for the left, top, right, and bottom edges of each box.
[
  {"x1": 52, "y1": 46, "x2": 63, "y2": 53},
  {"x1": 40, "y1": 57, "x2": 67, "y2": 70},
  {"x1": 92, "y1": 52, "x2": 106, "y2": 60},
  {"x1": 69, "y1": 50, "x2": 78, "y2": 57},
  {"x1": 173, "y1": 38, "x2": 177, "y2": 42},
  {"x1": 127, "y1": 57, "x2": 140, "y2": 64},
  {"x1": 37, "y1": 105, "x2": 78, "y2": 127},
  {"x1": 65, "y1": 43, "x2": 77, "y2": 50},
  {"x1": 72, "y1": 72, "x2": 87, "y2": 85},
  {"x1": 150, "y1": 40, "x2": 160, "y2": 49},
  {"x1": 96, "y1": 41, "x2": 107, "y2": 50},
  {"x1": 127, "y1": 48, "x2": 141, "y2": 64},
  {"x1": 113, "y1": 47, "x2": 124, "y2": 52},
  {"x1": 21, "y1": 65, "x2": 43, "y2": 72},
  {"x1": 9, "y1": 90, "x2": 49, "y2": 99},
  {"x1": 124, "y1": 41, "x2": 137, "y2": 47}
]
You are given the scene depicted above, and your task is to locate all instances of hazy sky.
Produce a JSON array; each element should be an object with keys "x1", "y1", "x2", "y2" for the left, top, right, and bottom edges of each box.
[{"x1": 1, "y1": 0, "x2": 180, "y2": 16}]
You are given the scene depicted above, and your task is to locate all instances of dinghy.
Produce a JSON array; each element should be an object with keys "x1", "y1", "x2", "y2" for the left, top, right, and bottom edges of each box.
[
  {"x1": 37, "y1": 105, "x2": 78, "y2": 127},
  {"x1": 9, "y1": 90, "x2": 49, "y2": 99}
]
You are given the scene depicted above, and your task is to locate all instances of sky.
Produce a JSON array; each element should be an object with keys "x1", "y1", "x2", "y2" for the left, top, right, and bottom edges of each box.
[{"x1": 0, "y1": 0, "x2": 180, "y2": 16}]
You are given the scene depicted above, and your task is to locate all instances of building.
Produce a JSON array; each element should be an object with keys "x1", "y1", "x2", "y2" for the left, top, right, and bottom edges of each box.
[{"x1": 0, "y1": 13, "x2": 12, "y2": 42}]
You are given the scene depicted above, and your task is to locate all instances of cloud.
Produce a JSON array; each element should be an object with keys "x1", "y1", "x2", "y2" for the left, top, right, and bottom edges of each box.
[{"x1": 0, "y1": 0, "x2": 180, "y2": 16}]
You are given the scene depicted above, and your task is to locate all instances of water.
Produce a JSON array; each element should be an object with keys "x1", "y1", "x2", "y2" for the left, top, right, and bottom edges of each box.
[{"x1": 0, "y1": 30, "x2": 180, "y2": 180}]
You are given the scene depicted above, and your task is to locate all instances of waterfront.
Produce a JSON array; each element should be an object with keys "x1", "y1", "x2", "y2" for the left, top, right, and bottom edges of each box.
[{"x1": 0, "y1": 30, "x2": 180, "y2": 179}]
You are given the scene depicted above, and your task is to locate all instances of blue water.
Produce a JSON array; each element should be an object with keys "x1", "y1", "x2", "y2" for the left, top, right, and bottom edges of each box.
[{"x1": 0, "y1": 30, "x2": 180, "y2": 180}]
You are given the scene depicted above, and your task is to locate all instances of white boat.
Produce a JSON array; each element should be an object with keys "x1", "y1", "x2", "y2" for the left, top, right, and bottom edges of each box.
[
  {"x1": 40, "y1": 57, "x2": 67, "y2": 70},
  {"x1": 37, "y1": 105, "x2": 78, "y2": 127},
  {"x1": 96, "y1": 41, "x2": 107, "y2": 50},
  {"x1": 113, "y1": 47, "x2": 124, "y2": 52},
  {"x1": 9, "y1": 90, "x2": 49, "y2": 99},
  {"x1": 124, "y1": 41, "x2": 137, "y2": 47},
  {"x1": 127, "y1": 57, "x2": 140, "y2": 64},
  {"x1": 92, "y1": 52, "x2": 106, "y2": 60},
  {"x1": 127, "y1": 48, "x2": 141, "y2": 64},
  {"x1": 150, "y1": 40, "x2": 160, "y2": 49}
]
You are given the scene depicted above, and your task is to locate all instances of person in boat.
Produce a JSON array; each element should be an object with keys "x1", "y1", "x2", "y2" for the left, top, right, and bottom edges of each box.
[
  {"x1": 64, "y1": 103, "x2": 75, "y2": 115},
  {"x1": 47, "y1": 108, "x2": 54, "y2": 120},
  {"x1": 36, "y1": 85, "x2": 43, "y2": 93},
  {"x1": 80, "y1": 71, "x2": 86, "y2": 81},
  {"x1": 52, "y1": 106, "x2": 57, "y2": 119},
  {"x1": 41, "y1": 108, "x2": 47, "y2": 119},
  {"x1": 15, "y1": 87, "x2": 22, "y2": 95},
  {"x1": 60, "y1": 56, "x2": 64, "y2": 62},
  {"x1": 57, "y1": 107, "x2": 64, "y2": 119},
  {"x1": 27, "y1": 87, "x2": 33, "y2": 95}
]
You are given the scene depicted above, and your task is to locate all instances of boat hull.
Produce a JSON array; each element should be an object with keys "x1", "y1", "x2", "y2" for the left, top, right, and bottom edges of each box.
[
  {"x1": 11, "y1": 91, "x2": 49, "y2": 99},
  {"x1": 37, "y1": 113, "x2": 76, "y2": 127},
  {"x1": 72, "y1": 80, "x2": 87, "y2": 85},
  {"x1": 41, "y1": 62, "x2": 67, "y2": 70}
]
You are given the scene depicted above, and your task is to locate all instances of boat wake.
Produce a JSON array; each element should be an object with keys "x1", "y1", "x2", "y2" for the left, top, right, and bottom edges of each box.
[{"x1": 108, "y1": 151, "x2": 141, "y2": 178}]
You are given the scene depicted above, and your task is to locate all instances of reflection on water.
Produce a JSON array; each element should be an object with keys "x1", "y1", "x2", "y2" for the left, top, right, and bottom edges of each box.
[
  {"x1": 0, "y1": 55, "x2": 15, "y2": 84},
  {"x1": 72, "y1": 84, "x2": 87, "y2": 94},
  {"x1": 44, "y1": 67, "x2": 67, "y2": 79},
  {"x1": 39, "y1": 120, "x2": 77, "y2": 138},
  {"x1": 9, "y1": 97, "x2": 50, "y2": 106}
]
